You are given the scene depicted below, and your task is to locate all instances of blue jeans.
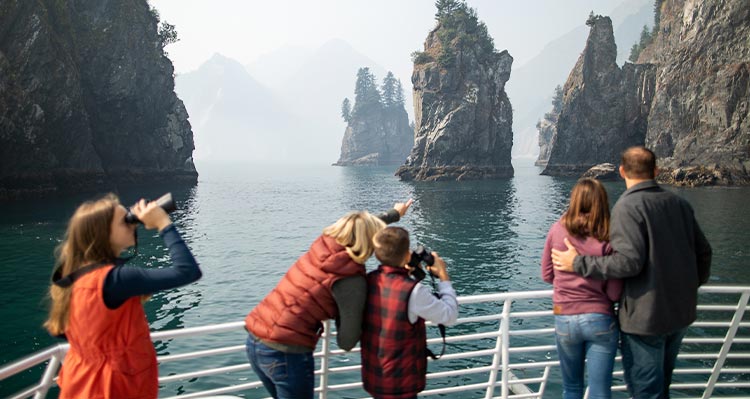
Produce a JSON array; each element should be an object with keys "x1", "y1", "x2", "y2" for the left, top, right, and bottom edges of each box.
[
  {"x1": 555, "y1": 313, "x2": 619, "y2": 399},
  {"x1": 245, "y1": 334, "x2": 315, "y2": 399},
  {"x1": 621, "y1": 327, "x2": 688, "y2": 399}
]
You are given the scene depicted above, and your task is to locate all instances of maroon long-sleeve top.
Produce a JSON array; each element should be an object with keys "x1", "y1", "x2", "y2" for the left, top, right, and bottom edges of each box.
[{"x1": 541, "y1": 220, "x2": 623, "y2": 316}]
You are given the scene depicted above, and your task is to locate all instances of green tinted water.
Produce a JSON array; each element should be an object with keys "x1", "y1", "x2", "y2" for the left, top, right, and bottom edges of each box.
[{"x1": 1, "y1": 160, "x2": 748, "y2": 397}]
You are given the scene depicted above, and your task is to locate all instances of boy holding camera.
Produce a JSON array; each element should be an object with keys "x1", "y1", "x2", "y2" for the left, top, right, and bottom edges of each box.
[{"x1": 361, "y1": 227, "x2": 458, "y2": 399}]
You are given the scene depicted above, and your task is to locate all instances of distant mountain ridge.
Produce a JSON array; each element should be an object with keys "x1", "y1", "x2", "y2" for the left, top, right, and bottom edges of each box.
[
  {"x1": 176, "y1": 54, "x2": 296, "y2": 162},
  {"x1": 178, "y1": 39, "x2": 390, "y2": 164}
]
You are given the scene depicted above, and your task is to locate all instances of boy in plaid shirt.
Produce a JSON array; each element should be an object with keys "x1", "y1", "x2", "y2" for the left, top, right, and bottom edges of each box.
[{"x1": 361, "y1": 227, "x2": 458, "y2": 399}]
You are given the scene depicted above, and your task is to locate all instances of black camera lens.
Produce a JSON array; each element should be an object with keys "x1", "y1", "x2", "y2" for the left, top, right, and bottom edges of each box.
[{"x1": 124, "y1": 193, "x2": 177, "y2": 224}]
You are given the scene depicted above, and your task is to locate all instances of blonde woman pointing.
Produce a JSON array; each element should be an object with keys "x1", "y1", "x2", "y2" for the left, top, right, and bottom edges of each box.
[{"x1": 244, "y1": 199, "x2": 412, "y2": 399}]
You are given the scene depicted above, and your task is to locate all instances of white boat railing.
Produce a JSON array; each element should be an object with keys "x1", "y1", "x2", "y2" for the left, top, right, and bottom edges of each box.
[{"x1": 1, "y1": 286, "x2": 749, "y2": 399}]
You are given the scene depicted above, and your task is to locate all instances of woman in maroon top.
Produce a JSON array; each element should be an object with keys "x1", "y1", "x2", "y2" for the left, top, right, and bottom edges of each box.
[{"x1": 541, "y1": 178, "x2": 623, "y2": 399}]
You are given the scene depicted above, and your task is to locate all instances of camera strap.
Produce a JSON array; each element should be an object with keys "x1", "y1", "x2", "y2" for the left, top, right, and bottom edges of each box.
[
  {"x1": 425, "y1": 275, "x2": 447, "y2": 360},
  {"x1": 52, "y1": 261, "x2": 109, "y2": 287},
  {"x1": 426, "y1": 324, "x2": 447, "y2": 360}
]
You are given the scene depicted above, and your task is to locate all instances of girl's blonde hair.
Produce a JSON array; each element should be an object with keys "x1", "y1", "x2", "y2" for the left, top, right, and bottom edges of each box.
[
  {"x1": 44, "y1": 194, "x2": 120, "y2": 335},
  {"x1": 322, "y1": 211, "x2": 387, "y2": 264},
  {"x1": 562, "y1": 178, "x2": 610, "y2": 242}
]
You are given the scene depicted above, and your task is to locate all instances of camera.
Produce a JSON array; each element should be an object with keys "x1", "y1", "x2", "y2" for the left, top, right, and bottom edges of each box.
[
  {"x1": 408, "y1": 245, "x2": 434, "y2": 281},
  {"x1": 124, "y1": 192, "x2": 177, "y2": 224},
  {"x1": 408, "y1": 245, "x2": 434, "y2": 268}
]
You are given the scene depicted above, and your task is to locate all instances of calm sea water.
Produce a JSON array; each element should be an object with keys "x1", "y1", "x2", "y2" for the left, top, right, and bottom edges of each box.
[{"x1": 1, "y1": 159, "x2": 749, "y2": 397}]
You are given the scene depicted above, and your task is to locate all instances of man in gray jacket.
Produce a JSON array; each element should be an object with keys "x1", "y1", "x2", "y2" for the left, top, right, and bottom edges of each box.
[{"x1": 552, "y1": 146, "x2": 712, "y2": 399}]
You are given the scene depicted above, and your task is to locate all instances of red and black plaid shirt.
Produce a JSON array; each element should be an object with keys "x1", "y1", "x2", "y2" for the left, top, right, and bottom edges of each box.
[{"x1": 361, "y1": 265, "x2": 426, "y2": 399}]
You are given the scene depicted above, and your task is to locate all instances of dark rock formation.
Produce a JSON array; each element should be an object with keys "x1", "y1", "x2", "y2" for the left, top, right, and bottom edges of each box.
[
  {"x1": 535, "y1": 118, "x2": 556, "y2": 167},
  {"x1": 396, "y1": 1, "x2": 514, "y2": 181},
  {"x1": 535, "y1": 86, "x2": 563, "y2": 166},
  {"x1": 582, "y1": 163, "x2": 620, "y2": 181},
  {"x1": 657, "y1": 165, "x2": 737, "y2": 187},
  {"x1": 542, "y1": 15, "x2": 656, "y2": 177},
  {"x1": 638, "y1": 0, "x2": 750, "y2": 185},
  {"x1": 334, "y1": 70, "x2": 413, "y2": 166},
  {"x1": 0, "y1": 0, "x2": 196, "y2": 200},
  {"x1": 547, "y1": 1, "x2": 750, "y2": 186},
  {"x1": 334, "y1": 108, "x2": 413, "y2": 166}
]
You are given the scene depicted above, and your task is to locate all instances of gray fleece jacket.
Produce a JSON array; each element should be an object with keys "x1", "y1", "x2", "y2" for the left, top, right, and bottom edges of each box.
[{"x1": 574, "y1": 180, "x2": 712, "y2": 335}]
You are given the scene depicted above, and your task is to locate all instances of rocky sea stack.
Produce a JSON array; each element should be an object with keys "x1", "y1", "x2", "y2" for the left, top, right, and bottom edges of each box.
[
  {"x1": 541, "y1": 1, "x2": 749, "y2": 186},
  {"x1": 541, "y1": 15, "x2": 655, "y2": 177},
  {"x1": 0, "y1": 0, "x2": 197, "y2": 200},
  {"x1": 534, "y1": 85, "x2": 562, "y2": 167},
  {"x1": 334, "y1": 70, "x2": 413, "y2": 166},
  {"x1": 396, "y1": 0, "x2": 514, "y2": 181}
]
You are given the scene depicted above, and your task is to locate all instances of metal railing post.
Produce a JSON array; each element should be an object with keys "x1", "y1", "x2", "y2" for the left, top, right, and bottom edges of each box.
[
  {"x1": 701, "y1": 292, "x2": 750, "y2": 399},
  {"x1": 33, "y1": 354, "x2": 61, "y2": 399},
  {"x1": 318, "y1": 321, "x2": 331, "y2": 399},
  {"x1": 500, "y1": 299, "x2": 512, "y2": 399},
  {"x1": 484, "y1": 300, "x2": 507, "y2": 399},
  {"x1": 538, "y1": 366, "x2": 550, "y2": 399}
]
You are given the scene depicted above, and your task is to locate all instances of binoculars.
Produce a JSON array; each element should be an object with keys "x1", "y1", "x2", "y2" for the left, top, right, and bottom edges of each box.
[
  {"x1": 124, "y1": 193, "x2": 177, "y2": 224},
  {"x1": 408, "y1": 245, "x2": 435, "y2": 281}
]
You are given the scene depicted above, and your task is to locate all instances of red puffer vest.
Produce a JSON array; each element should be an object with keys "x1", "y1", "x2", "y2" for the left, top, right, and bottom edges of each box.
[
  {"x1": 58, "y1": 266, "x2": 158, "y2": 399},
  {"x1": 245, "y1": 234, "x2": 365, "y2": 349},
  {"x1": 361, "y1": 265, "x2": 427, "y2": 398}
]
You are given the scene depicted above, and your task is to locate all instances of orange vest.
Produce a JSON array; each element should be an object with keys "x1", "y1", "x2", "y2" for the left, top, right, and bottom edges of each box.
[
  {"x1": 58, "y1": 266, "x2": 158, "y2": 399},
  {"x1": 245, "y1": 235, "x2": 365, "y2": 349}
]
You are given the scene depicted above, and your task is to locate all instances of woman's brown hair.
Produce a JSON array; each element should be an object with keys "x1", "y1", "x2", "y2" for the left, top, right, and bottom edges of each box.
[
  {"x1": 44, "y1": 194, "x2": 120, "y2": 335},
  {"x1": 561, "y1": 178, "x2": 610, "y2": 242}
]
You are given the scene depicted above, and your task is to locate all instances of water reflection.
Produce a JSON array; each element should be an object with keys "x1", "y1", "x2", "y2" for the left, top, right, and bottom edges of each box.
[
  {"x1": 405, "y1": 178, "x2": 519, "y2": 296},
  {"x1": 3, "y1": 161, "x2": 750, "y2": 397}
]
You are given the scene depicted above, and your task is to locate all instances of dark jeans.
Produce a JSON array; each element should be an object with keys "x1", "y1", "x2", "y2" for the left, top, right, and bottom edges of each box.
[
  {"x1": 621, "y1": 327, "x2": 688, "y2": 399},
  {"x1": 245, "y1": 334, "x2": 315, "y2": 399},
  {"x1": 555, "y1": 313, "x2": 619, "y2": 399}
]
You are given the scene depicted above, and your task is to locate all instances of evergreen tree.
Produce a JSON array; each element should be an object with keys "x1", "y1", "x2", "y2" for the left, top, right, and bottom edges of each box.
[
  {"x1": 395, "y1": 79, "x2": 406, "y2": 108},
  {"x1": 628, "y1": 25, "x2": 653, "y2": 63},
  {"x1": 149, "y1": 7, "x2": 179, "y2": 49},
  {"x1": 381, "y1": 72, "x2": 398, "y2": 108},
  {"x1": 543, "y1": 85, "x2": 564, "y2": 122},
  {"x1": 435, "y1": 0, "x2": 461, "y2": 19},
  {"x1": 628, "y1": 43, "x2": 641, "y2": 62},
  {"x1": 353, "y1": 67, "x2": 381, "y2": 116},
  {"x1": 551, "y1": 85, "x2": 563, "y2": 113},
  {"x1": 638, "y1": 25, "x2": 653, "y2": 49},
  {"x1": 433, "y1": 0, "x2": 495, "y2": 66},
  {"x1": 341, "y1": 98, "x2": 352, "y2": 123}
]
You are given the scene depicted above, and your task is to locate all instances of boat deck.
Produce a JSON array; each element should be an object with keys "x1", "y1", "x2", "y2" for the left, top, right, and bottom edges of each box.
[{"x1": 2, "y1": 286, "x2": 749, "y2": 398}]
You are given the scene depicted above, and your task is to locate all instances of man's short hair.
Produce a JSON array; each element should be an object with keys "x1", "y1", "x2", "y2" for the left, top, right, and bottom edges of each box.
[
  {"x1": 373, "y1": 227, "x2": 410, "y2": 266},
  {"x1": 621, "y1": 146, "x2": 656, "y2": 179}
]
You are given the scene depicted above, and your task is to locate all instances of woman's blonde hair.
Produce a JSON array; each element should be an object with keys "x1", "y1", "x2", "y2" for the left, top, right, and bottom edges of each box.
[
  {"x1": 562, "y1": 178, "x2": 610, "y2": 242},
  {"x1": 322, "y1": 211, "x2": 387, "y2": 264},
  {"x1": 44, "y1": 194, "x2": 120, "y2": 335}
]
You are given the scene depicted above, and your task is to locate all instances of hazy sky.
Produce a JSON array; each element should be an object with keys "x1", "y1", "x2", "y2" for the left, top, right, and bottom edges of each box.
[{"x1": 150, "y1": 0, "x2": 622, "y2": 84}]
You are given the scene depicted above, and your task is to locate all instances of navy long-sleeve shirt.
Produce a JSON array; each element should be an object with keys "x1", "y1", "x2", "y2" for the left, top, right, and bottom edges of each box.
[{"x1": 103, "y1": 224, "x2": 202, "y2": 309}]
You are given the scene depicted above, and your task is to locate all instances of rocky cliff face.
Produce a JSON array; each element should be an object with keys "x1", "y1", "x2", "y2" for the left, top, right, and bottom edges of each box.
[
  {"x1": 545, "y1": 1, "x2": 749, "y2": 185},
  {"x1": 534, "y1": 86, "x2": 563, "y2": 166},
  {"x1": 396, "y1": 4, "x2": 514, "y2": 181},
  {"x1": 535, "y1": 117, "x2": 556, "y2": 166},
  {"x1": 640, "y1": 0, "x2": 750, "y2": 185},
  {"x1": 0, "y1": 0, "x2": 196, "y2": 199},
  {"x1": 542, "y1": 16, "x2": 656, "y2": 176},
  {"x1": 335, "y1": 107, "x2": 413, "y2": 166}
]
